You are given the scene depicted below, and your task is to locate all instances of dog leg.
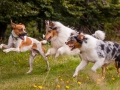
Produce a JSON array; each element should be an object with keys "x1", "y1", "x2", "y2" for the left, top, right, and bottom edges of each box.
[
  {"x1": 41, "y1": 52, "x2": 50, "y2": 71},
  {"x1": 38, "y1": 46, "x2": 50, "y2": 71},
  {"x1": 3, "y1": 48, "x2": 20, "y2": 53},
  {"x1": 102, "y1": 64, "x2": 107, "y2": 78},
  {"x1": 26, "y1": 50, "x2": 36, "y2": 74},
  {"x1": 115, "y1": 61, "x2": 119, "y2": 73},
  {"x1": 0, "y1": 36, "x2": 13, "y2": 49},
  {"x1": 0, "y1": 43, "x2": 12, "y2": 49},
  {"x1": 0, "y1": 44, "x2": 8, "y2": 49},
  {"x1": 55, "y1": 51, "x2": 60, "y2": 58},
  {"x1": 73, "y1": 60, "x2": 88, "y2": 78},
  {"x1": 46, "y1": 48, "x2": 57, "y2": 57},
  {"x1": 55, "y1": 47, "x2": 67, "y2": 58},
  {"x1": 91, "y1": 59, "x2": 104, "y2": 72},
  {"x1": 116, "y1": 61, "x2": 120, "y2": 74}
]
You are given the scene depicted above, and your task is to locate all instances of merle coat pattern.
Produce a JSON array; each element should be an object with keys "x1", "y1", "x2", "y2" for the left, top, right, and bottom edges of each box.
[
  {"x1": 96, "y1": 40, "x2": 120, "y2": 61},
  {"x1": 66, "y1": 32, "x2": 120, "y2": 78}
]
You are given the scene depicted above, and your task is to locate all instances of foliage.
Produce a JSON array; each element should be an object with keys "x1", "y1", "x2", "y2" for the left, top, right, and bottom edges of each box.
[
  {"x1": 0, "y1": 0, "x2": 38, "y2": 23},
  {"x1": 0, "y1": 0, "x2": 120, "y2": 39}
]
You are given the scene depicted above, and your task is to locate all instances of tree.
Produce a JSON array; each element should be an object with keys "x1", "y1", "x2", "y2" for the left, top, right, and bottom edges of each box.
[{"x1": 0, "y1": 0, "x2": 38, "y2": 38}]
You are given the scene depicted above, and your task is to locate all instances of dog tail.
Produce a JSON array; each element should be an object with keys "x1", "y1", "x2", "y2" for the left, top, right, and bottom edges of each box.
[
  {"x1": 40, "y1": 40, "x2": 47, "y2": 44},
  {"x1": 40, "y1": 34, "x2": 48, "y2": 44},
  {"x1": 92, "y1": 30, "x2": 105, "y2": 40}
]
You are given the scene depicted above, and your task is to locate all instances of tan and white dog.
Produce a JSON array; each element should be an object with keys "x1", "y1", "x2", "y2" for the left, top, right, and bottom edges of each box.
[
  {"x1": 44, "y1": 20, "x2": 80, "y2": 58},
  {"x1": 0, "y1": 21, "x2": 50, "y2": 74}
]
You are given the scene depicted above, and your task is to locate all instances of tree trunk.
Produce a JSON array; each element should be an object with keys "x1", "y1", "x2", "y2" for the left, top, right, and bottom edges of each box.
[
  {"x1": 0, "y1": 22, "x2": 7, "y2": 40},
  {"x1": 37, "y1": 20, "x2": 41, "y2": 33}
]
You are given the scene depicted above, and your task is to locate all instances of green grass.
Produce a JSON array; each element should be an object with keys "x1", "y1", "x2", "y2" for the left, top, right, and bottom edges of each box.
[{"x1": 0, "y1": 49, "x2": 120, "y2": 90}]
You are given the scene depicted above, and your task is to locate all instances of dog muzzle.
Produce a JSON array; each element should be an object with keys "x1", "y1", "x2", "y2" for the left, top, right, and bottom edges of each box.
[{"x1": 19, "y1": 32, "x2": 27, "y2": 40}]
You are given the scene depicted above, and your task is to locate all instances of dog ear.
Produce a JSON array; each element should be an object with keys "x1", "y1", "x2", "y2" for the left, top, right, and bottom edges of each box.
[
  {"x1": 45, "y1": 20, "x2": 49, "y2": 25},
  {"x1": 11, "y1": 20, "x2": 16, "y2": 28},
  {"x1": 77, "y1": 33, "x2": 84, "y2": 40},
  {"x1": 49, "y1": 21, "x2": 54, "y2": 27}
]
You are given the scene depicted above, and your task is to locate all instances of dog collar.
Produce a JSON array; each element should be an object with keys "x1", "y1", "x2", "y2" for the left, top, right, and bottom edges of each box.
[{"x1": 11, "y1": 33, "x2": 19, "y2": 40}]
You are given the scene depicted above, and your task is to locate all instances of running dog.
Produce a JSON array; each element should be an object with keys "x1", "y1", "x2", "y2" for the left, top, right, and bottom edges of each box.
[
  {"x1": 66, "y1": 30, "x2": 120, "y2": 78},
  {"x1": 0, "y1": 20, "x2": 50, "y2": 74},
  {"x1": 44, "y1": 20, "x2": 80, "y2": 58}
]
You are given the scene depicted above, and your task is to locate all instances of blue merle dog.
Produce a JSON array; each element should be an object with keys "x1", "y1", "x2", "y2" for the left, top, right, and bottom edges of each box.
[{"x1": 66, "y1": 30, "x2": 120, "y2": 78}]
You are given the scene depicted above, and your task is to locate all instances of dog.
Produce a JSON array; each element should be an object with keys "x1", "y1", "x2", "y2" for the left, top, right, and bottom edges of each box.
[
  {"x1": 93, "y1": 30, "x2": 120, "y2": 76},
  {"x1": 66, "y1": 30, "x2": 120, "y2": 78},
  {"x1": 44, "y1": 20, "x2": 80, "y2": 58},
  {"x1": 0, "y1": 20, "x2": 50, "y2": 74}
]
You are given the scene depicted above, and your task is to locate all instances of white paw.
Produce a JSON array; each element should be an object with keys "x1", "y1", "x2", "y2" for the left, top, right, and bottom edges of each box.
[
  {"x1": 45, "y1": 54, "x2": 49, "y2": 57},
  {"x1": 47, "y1": 67, "x2": 50, "y2": 71},
  {"x1": 73, "y1": 73, "x2": 78, "y2": 78},
  {"x1": 91, "y1": 68, "x2": 97, "y2": 72},
  {"x1": 3, "y1": 49, "x2": 9, "y2": 53},
  {"x1": 0, "y1": 45, "x2": 2, "y2": 49},
  {"x1": 26, "y1": 69, "x2": 32, "y2": 74}
]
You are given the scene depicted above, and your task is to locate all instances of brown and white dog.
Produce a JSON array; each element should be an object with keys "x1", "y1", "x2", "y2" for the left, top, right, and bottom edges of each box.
[
  {"x1": 0, "y1": 20, "x2": 50, "y2": 74},
  {"x1": 44, "y1": 20, "x2": 80, "y2": 58}
]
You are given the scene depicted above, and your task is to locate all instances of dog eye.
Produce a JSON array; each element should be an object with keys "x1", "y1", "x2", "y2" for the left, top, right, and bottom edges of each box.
[
  {"x1": 49, "y1": 27, "x2": 52, "y2": 29},
  {"x1": 48, "y1": 31, "x2": 51, "y2": 33},
  {"x1": 19, "y1": 28, "x2": 23, "y2": 32}
]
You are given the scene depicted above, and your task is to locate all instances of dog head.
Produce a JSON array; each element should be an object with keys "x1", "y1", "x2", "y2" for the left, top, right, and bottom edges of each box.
[
  {"x1": 11, "y1": 20, "x2": 27, "y2": 40},
  {"x1": 65, "y1": 31, "x2": 85, "y2": 50},
  {"x1": 44, "y1": 20, "x2": 58, "y2": 41}
]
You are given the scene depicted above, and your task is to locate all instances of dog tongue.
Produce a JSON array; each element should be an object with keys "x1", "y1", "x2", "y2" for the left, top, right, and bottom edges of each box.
[
  {"x1": 68, "y1": 44, "x2": 74, "y2": 50},
  {"x1": 19, "y1": 36, "x2": 24, "y2": 40}
]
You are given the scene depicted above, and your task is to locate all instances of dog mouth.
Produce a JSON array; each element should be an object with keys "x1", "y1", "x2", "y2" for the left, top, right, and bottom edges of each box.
[
  {"x1": 19, "y1": 33, "x2": 27, "y2": 40},
  {"x1": 47, "y1": 36, "x2": 52, "y2": 42},
  {"x1": 68, "y1": 44, "x2": 75, "y2": 50}
]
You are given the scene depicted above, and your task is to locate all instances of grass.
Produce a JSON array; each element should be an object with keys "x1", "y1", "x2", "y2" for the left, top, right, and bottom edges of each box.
[{"x1": 0, "y1": 48, "x2": 120, "y2": 90}]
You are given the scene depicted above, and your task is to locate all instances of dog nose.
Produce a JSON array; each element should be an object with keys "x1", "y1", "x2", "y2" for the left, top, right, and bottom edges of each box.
[{"x1": 24, "y1": 32, "x2": 27, "y2": 36}]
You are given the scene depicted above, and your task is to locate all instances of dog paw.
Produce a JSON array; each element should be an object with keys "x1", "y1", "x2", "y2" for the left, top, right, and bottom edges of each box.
[
  {"x1": 73, "y1": 73, "x2": 78, "y2": 78},
  {"x1": 3, "y1": 49, "x2": 9, "y2": 53},
  {"x1": 45, "y1": 54, "x2": 48, "y2": 57},
  {"x1": 47, "y1": 67, "x2": 50, "y2": 71},
  {"x1": 26, "y1": 70, "x2": 32, "y2": 74},
  {"x1": 0, "y1": 46, "x2": 2, "y2": 49}
]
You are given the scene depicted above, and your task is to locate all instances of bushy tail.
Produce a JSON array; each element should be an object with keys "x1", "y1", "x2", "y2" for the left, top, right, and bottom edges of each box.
[
  {"x1": 40, "y1": 40, "x2": 47, "y2": 44},
  {"x1": 40, "y1": 34, "x2": 47, "y2": 44},
  {"x1": 92, "y1": 30, "x2": 105, "y2": 40}
]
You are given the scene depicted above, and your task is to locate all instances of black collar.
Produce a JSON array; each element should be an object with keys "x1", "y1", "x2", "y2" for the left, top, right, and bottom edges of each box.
[{"x1": 11, "y1": 33, "x2": 19, "y2": 40}]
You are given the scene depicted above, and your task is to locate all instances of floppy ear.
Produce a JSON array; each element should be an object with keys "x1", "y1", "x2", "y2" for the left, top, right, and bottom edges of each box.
[
  {"x1": 77, "y1": 33, "x2": 84, "y2": 40},
  {"x1": 45, "y1": 20, "x2": 49, "y2": 25},
  {"x1": 11, "y1": 20, "x2": 16, "y2": 28},
  {"x1": 49, "y1": 21, "x2": 54, "y2": 27}
]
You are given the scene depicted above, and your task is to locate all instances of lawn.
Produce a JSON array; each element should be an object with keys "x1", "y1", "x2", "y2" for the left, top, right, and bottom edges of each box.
[{"x1": 0, "y1": 47, "x2": 120, "y2": 90}]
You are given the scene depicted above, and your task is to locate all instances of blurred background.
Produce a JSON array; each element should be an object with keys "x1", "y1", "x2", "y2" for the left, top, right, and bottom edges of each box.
[{"x1": 0, "y1": 0, "x2": 120, "y2": 42}]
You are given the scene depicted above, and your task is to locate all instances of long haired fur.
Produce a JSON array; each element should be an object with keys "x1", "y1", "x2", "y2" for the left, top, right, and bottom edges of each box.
[
  {"x1": 66, "y1": 30, "x2": 120, "y2": 78},
  {"x1": 45, "y1": 20, "x2": 80, "y2": 57},
  {"x1": 92, "y1": 30, "x2": 105, "y2": 40}
]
